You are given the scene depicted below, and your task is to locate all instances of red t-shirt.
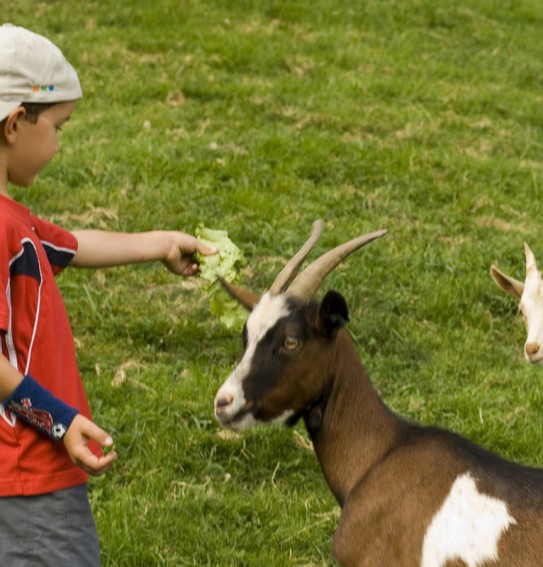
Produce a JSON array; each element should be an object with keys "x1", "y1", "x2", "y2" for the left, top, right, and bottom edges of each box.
[{"x1": 0, "y1": 194, "x2": 99, "y2": 496}]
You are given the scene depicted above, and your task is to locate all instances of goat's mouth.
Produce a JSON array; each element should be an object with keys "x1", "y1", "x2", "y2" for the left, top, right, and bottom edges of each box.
[
  {"x1": 215, "y1": 400, "x2": 256, "y2": 430},
  {"x1": 215, "y1": 395, "x2": 297, "y2": 430},
  {"x1": 527, "y1": 355, "x2": 543, "y2": 366}
]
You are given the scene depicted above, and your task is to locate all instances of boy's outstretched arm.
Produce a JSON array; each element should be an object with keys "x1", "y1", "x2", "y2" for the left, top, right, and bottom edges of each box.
[
  {"x1": 0, "y1": 353, "x2": 116, "y2": 476},
  {"x1": 71, "y1": 230, "x2": 217, "y2": 276}
]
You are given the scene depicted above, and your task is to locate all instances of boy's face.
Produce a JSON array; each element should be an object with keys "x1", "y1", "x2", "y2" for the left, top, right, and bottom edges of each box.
[{"x1": 7, "y1": 100, "x2": 76, "y2": 187}]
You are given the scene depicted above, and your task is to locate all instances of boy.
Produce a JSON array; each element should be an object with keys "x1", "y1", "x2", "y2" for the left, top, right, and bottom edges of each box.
[{"x1": 0, "y1": 24, "x2": 215, "y2": 565}]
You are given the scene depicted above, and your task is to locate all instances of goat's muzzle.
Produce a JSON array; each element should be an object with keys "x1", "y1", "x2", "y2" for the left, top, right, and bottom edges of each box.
[
  {"x1": 214, "y1": 394, "x2": 255, "y2": 428},
  {"x1": 214, "y1": 394, "x2": 234, "y2": 423},
  {"x1": 525, "y1": 341, "x2": 543, "y2": 364},
  {"x1": 215, "y1": 394, "x2": 233, "y2": 410}
]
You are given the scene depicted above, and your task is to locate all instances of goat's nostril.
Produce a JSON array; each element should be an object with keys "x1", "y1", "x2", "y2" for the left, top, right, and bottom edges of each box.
[
  {"x1": 216, "y1": 395, "x2": 234, "y2": 409},
  {"x1": 525, "y1": 342, "x2": 540, "y2": 356}
]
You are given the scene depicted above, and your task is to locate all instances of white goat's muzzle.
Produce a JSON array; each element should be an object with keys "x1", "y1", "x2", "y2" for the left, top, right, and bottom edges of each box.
[
  {"x1": 214, "y1": 373, "x2": 257, "y2": 431},
  {"x1": 524, "y1": 341, "x2": 543, "y2": 365}
]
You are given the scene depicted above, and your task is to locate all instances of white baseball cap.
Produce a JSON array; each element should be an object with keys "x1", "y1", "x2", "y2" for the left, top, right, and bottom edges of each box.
[{"x1": 0, "y1": 23, "x2": 82, "y2": 122}]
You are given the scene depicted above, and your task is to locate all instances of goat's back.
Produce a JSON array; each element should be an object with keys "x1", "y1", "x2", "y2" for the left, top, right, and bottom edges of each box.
[{"x1": 333, "y1": 424, "x2": 543, "y2": 567}]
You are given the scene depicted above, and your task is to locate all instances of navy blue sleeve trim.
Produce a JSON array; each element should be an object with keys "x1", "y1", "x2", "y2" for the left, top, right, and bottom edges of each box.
[
  {"x1": 10, "y1": 241, "x2": 41, "y2": 283},
  {"x1": 42, "y1": 242, "x2": 76, "y2": 270}
]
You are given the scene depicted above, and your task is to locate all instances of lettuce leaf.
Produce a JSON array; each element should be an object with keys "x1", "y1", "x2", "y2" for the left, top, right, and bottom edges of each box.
[
  {"x1": 208, "y1": 283, "x2": 248, "y2": 331},
  {"x1": 195, "y1": 226, "x2": 248, "y2": 330},
  {"x1": 195, "y1": 226, "x2": 246, "y2": 284}
]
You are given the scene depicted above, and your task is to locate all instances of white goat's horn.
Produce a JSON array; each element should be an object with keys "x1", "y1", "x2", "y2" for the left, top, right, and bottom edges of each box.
[
  {"x1": 287, "y1": 229, "x2": 387, "y2": 301},
  {"x1": 268, "y1": 219, "x2": 324, "y2": 296}
]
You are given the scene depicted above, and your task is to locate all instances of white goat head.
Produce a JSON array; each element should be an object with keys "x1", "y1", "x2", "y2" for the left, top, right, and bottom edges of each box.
[
  {"x1": 491, "y1": 243, "x2": 543, "y2": 365},
  {"x1": 213, "y1": 220, "x2": 387, "y2": 431}
]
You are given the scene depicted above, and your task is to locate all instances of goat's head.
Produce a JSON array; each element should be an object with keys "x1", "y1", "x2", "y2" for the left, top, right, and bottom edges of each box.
[
  {"x1": 491, "y1": 243, "x2": 543, "y2": 365},
  {"x1": 213, "y1": 220, "x2": 387, "y2": 431}
]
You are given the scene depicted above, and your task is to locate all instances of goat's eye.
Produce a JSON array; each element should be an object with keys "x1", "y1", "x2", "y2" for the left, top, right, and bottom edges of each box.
[{"x1": 284, "y1": 336, "x2": 300, "y2": 351}]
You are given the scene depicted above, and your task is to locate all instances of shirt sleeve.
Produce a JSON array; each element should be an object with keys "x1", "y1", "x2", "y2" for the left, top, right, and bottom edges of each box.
[{"x1": 30, "y1": 216, "x2": 78, "y2": 276}]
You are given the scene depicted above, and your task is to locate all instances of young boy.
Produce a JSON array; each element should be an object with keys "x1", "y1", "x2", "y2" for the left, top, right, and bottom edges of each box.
[{"x1": 0, "y1": 24, "x2": 215, "y2": 565}]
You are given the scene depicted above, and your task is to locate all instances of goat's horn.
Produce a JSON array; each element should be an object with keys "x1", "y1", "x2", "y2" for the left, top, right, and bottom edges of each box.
[
  {"x1": 268, "y1": 219, "x2": 324, "y2": 296},
  {"x1": 287, "y1": 229, "x2": 387, "y2": 301}
]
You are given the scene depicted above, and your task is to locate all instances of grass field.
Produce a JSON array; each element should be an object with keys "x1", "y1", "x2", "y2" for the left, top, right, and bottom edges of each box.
[{"x1": 4, "y1": 0, "x2": 543, "y2": 565}]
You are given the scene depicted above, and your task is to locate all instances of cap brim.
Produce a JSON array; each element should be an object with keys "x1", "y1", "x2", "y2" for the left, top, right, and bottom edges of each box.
[{"x1": 0, "y1": 101, "x2": 23, "y2": 122}]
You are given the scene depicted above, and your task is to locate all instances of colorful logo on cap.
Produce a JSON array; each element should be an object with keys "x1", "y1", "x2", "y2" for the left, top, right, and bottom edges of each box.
[{"x1": 32, "y1": 85, "x2": 55, "y2": 92}]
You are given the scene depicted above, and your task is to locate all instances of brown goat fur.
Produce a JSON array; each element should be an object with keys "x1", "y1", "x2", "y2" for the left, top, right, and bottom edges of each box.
[{"x1": 215, "y1": 286, "x2": 543, "y2": 566}]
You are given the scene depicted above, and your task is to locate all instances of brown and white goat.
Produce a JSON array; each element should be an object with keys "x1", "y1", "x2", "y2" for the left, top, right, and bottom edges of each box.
[
  {"x1": 491, "y1": 243, "x2": 543, "y2": 365},
  {"x1": 214, "y1": 221, "x2": 543, "y2": 566}
]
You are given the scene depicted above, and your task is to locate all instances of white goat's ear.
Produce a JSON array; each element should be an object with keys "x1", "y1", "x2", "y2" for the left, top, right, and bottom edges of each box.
[
  {"x1": 525, "y1": 242, "x2": 538, "y2": 275},
  {"x1": 490, "y1": 265, "x2": 524, "y2": 298},
  {"x1": 218, "y1": 278, "x2": 260, "y2": 311},
  {"x1": 317, "y1": 290, "x2": 349, "y2": 337}
]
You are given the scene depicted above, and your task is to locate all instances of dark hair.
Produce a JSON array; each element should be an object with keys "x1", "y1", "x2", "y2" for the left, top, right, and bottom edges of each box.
[
  {"x1": 0, "y1": 102, "x2": 57, "y2": 130},
  {"x1": 21, "y1": 102, "x2": 57, "y2": 124}
]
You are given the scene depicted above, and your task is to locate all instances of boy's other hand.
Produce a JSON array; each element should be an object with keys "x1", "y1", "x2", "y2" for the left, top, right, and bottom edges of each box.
[
  {"x1": 63, "y1": 414, "x2": 117, "y2": 476},
  {"x1": 163, "y1": 232, "x2": 217, "y2": 276}
]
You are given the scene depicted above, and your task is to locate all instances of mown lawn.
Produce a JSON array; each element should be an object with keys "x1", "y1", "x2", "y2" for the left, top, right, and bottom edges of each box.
[{"x1": 4, "y1": 0, "x2": 543, "y2": 565}]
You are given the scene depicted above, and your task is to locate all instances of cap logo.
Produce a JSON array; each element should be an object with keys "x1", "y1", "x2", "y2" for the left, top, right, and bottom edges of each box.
[{"x1": 32, "y1": 85, "x2": 55, "y2": 92}]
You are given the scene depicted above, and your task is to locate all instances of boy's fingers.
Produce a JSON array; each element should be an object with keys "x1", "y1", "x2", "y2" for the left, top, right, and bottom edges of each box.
[
  {"x1": 75, "y1": 448, "x2": 117, "y2": 476},
  {"x1": 80, "y1": 418, "x2": 114, "y2": 448},
  {"x1": 196, "y1": 241, "x2": 217, "y2": 255},
  {"x1": 66, "y1": 415, "x2": 117, "y2": 475},
  {"x1": 89, "y1": 450, "x2": 117, "y2": 476},
  {"x1": 185, "y1": 262, "x2": 199, "y2": 276}
]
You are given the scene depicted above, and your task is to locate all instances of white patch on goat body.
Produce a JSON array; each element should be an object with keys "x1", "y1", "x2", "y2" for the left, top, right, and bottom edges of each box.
[
  {"x1": 215, "y1": 293, "x2": 293, "y2": 430},
  {"x1": 421, "y1": 472, "x2": 516, "y2": 567}
]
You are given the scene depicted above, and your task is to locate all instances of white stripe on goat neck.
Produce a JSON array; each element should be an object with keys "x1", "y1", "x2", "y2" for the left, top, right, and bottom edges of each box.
[{"x1": 421, "y1": 472, "x2": 516, "y2": 567}]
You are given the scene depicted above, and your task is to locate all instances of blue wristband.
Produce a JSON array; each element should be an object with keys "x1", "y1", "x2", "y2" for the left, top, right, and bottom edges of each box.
[{"x1": 3, "y1": 374, "x2": 79, "y2": 441}]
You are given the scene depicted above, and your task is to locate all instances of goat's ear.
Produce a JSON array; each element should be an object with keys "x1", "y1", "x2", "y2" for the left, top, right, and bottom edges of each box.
[
  {"x1": 218, "y1": 278, "x2": 260, "y2": 311},
  {"x1": 317, "y1": 290, "x2": 349, "y2": 337},
  {"x1": 490, "y1": 265, "x2": 524, "y2": 299}
]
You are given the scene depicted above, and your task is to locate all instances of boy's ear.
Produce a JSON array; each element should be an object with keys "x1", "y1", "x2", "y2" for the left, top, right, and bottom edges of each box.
[
  {"x1": 317, "y1": 290, "x2": 349, "y2": 338},
  {"x1": 2, "y1": 107, "x2": 26, "y2": 144}
]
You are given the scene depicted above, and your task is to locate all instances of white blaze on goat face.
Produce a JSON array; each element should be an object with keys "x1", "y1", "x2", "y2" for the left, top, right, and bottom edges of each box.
[
  {"x1": 214, "y1": 292, "x2": 294, "y2": 430},
  {"x1": 521, "y1": 244, "x2": 543, "y2": 364},
  {"x1": 421, "y1": 473, "x2": 516, "y2": 567}
]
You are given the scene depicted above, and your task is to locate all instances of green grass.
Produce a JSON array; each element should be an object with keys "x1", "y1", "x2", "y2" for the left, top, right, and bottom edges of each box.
[{"x1": 4, "y1": 0, "x2": 543, "y2": 564}]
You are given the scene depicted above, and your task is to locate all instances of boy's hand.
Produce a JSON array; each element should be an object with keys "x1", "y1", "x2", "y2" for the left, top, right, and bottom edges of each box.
[
  {"x1": 63, "y1": 414, "x2": 117, "y2": 476},
  {"x1": 163, "y1": 232, "x2": 217, "y2": 276}
]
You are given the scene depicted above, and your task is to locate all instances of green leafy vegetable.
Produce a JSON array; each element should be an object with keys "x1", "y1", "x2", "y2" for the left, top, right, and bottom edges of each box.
[
  {"x1": 195, "y1": 226, "x2": 246, "y2": 283},
  {"x1": 195, "y1": 226, "x2": 248, "y2": 330}
]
